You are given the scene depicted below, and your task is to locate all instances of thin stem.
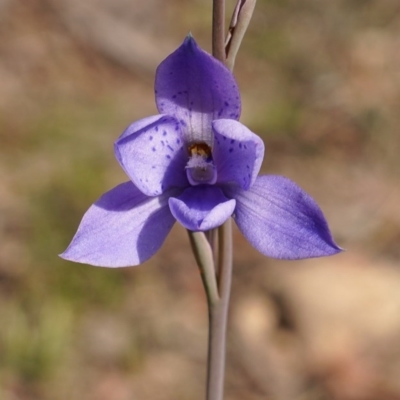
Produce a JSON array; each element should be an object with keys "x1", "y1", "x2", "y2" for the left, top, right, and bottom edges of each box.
[
  {"x1": 212, "y1": 0, "x2": 226, "y2": 62},
  {"x1": 199, "y1": 2, "x2": 249, "y2": 398},
  {"x1": 188, "y1": 230, "x2": 219, "y2": 306},
  {"x1": 187, "y1": 221, "x2": 232, "y2": 400},
  {"x1": 217, "y1": 219, "x2": 233, "y2": 299},
  {"x1": 206, "y1": 229, "x2": 219, "y2": 276},
  {"x1": 225, "y1": 0, "x2": 257, "y2": 71},
  {"x1": 206, "y1": 218, "x2": 233, "y2": 400}
]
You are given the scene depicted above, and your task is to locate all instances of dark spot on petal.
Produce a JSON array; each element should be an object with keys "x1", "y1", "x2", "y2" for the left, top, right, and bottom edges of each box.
[
  {"x1": 230, "y1": 139, "x2": 235, "y2": 144},
  {"x1": 239, "y1": 143, "x2": 242, "y2": 149},
  {"x1": 176, "y1": 138, "x2": 181, "y2": 144},
  {"x1": 149, "y1": 135, "x2": 153, "y2": 141},
  {"x1": 152, "y1": 166, "x2": 156, "y2": 169},
  {"x1": 229, "y1": 148, "x2": 233, "y2": 153},
  {"x1": 224, "y1": 101, "x2": 229, "y2": 107},
  {"x1": 172, "y1": 95, "x2": 177, "y2": 99},
  {"x1": 180, "y1": 119, "x2": 187, "y2": 127},
  {"x1": 161, "y1": 140, "x2": 165, "y2": 146},
  {"x1": 223, "y1": 136, "x2": 226, "y2": 140},
  {"x1": 155, "y1": 126, "x2": 159, "y2": 132},
  {"x1": 163, "y1": 130, "x2": 167, "y2": 136},
  {"x1": 166, "y1": 155, "x2": 171, "y2": 159},
  {"x1": 167, "y1": 145, "x2": 174, "y2": 151},
  {"x1": 246, "y1": 164, "x2": 250, "y2": 169},
  {"x1": 244, "y1": 145, "x2": 247, "y2": 149}
]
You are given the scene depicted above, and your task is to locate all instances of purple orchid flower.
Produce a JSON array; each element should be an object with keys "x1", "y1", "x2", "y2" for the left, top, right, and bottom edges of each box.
[{"x1": 61, "y1": 36, "x2": 341, "y2": 268}]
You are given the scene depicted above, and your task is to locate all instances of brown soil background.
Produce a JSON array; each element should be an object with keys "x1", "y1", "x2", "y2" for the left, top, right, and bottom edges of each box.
[{"x1": 1, "y1": 0, "x2": 400, "y2": 399}]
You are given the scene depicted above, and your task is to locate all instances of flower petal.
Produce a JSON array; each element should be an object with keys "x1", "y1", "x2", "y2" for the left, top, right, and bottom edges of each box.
[
  {"x1": 226, "y1": 175, "x2": 342, "y2": 259},
  {"x1": 115, "y1": 115, "x2": 188, "y2": 196},
  {"x1": 60, "y1": 182, "x2": 178, "y2": 267},
  {"x1": 212, "y1": 119, "x2": 265, "y2": 190},
  {"x1": 169, "y1": 185, "x2": 236, "y2": 231},
  {"x1": 155, "y1": 36, "x2": 241, "y2": 146}
]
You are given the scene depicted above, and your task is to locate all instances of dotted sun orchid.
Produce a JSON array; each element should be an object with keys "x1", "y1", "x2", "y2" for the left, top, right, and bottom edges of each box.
[{"x1": 61, "y1": 36, "x2": 341, "y2": 268}]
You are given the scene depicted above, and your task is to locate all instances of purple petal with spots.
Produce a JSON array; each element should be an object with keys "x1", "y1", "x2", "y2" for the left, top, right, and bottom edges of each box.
[
  {"x1": 169, "y1": 185, "x2": 236, "y2": 231},
  {"x1": 155, "y1": 36, "x2": 241, "y2": 146},
  {"x1": 226, "y1": 175, "x2": 342, "y2": 259},
  {"x1": 60, "y1": 182, "x2": 178, "y2": 267},
  {"x1": 213, "y1": 119, "x2": 264, "y2": 190},
  {"x1": 118, "y1": 114, "x2": 169, "y2": 141},
  {"x1": 115, "y1": 115, "x2": 188, "y2": 196}
]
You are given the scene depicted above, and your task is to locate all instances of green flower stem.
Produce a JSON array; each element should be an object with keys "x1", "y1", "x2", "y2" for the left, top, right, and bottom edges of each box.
[
  {"x1": 212, "y1": 0, "x2": 226, "y2": 63},
  {"x1": 187, "y1": 219, "x2": 233, "y2": 400},
  {"x1": 188, "y1": 230, "x2": 219, "y2": 306},
  {"x1": 206, "y1": 219, "x2": 233, "y2": 400},
  {"x1": 209, "y1": 3, "x2": 231, "y2": 398},
  {"x1": 187, "y1": 3, "x2": 256, "y2": 399},
  {"x1": 225, "y1": 0, "x2": 257, "y2": 71}
]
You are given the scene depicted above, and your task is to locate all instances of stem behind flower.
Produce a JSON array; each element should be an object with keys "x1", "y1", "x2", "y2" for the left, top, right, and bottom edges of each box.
[{"x1": 212, "y1": 0, "x2": 226, "y2": 63}]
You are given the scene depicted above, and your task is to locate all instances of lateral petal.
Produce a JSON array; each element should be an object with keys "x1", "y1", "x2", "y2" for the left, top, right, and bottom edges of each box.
[
  {"x1": 212, "y1": 119, "x2": 264, "y2": 190},
  {"x1": 115, "y1": 115, "x2": 188, "y2": 196},
  {"x1": 169, "y1": 185, "x2": 236, "y2": 231},
  {"x1": 227, "y1": 175, "x2": 342, "y2": 259},
  {"x1": 60, "y1": 182, "x2": 177, "y2": 267}
]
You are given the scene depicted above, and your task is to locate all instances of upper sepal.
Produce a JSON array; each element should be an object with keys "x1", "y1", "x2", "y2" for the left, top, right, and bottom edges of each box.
[{"x1": 155, "y1": 36, "x2": 241, "y2": 146}]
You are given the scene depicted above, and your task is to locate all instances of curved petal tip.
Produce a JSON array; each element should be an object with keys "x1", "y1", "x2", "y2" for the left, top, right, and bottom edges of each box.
[
  {"x1": 228, "y1": 175, "x2": 342, "y2": 260},
  {"x1": 59, "y1": 182, "x2": 176, "y2": 267}
]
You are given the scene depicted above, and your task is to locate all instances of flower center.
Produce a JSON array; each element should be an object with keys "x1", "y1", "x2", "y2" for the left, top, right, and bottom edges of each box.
[{"x1": 186, "y1": 142, "x2": 217, "y2": 186}]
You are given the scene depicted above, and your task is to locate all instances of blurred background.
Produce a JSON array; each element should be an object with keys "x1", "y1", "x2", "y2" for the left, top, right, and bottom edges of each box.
[{"x1": 1, "y1": 0, "x2": 400, "y2": 399}]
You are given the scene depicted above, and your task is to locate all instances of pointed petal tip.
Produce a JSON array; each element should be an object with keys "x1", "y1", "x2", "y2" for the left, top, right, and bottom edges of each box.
[
  {"x1": 59, "y1": 241, "x2": 142, "y2": 268},
  {"x1": 229, "y1": 175, "x2": 344, "y2": 261},
  {"x1": 293, "y1": 241, "x2": 344, "y2": 260},
  {"x1": 183, "y1": 33, "x2": 199, "y2": 53},
  {"x1": 58, "y1": 247, "x2": 119, "y2": 268},
  {"x1": 58, "y1": 182, "x2": 176, "y2": 268},
  {"x1": 330, "y1": 243, "x2": 345, "y2": 255}
]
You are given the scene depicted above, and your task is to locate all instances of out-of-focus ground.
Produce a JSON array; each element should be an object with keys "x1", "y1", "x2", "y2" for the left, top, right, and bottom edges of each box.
[{"x1": 1, "y1": 0, "x2": 400, "y2": 399}]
